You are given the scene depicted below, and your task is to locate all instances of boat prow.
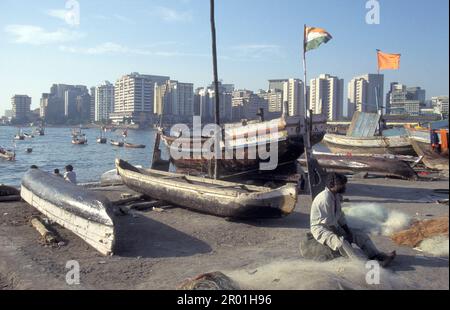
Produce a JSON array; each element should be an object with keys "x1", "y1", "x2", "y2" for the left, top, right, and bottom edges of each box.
[
  {"x1": 116, "y1": 159, "x2": 297, "y2": 219},
  {"x1": 21, "y1": 169, "x2": 116, "y2": 255}
]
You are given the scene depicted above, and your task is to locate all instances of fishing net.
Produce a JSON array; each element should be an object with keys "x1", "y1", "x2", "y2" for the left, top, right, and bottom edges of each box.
[
  {"x1": 178, "y1": 272, "x2": 239, "y2": 290},
  {"x1": 391, "y1": 217, "x2": 449, "y2": 248}
]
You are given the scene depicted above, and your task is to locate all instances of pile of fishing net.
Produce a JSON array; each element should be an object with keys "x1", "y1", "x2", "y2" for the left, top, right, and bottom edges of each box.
[
  {"x1": 391, "y1": 217, "x2": 449, "y2": 257},
  {"x1": 178, "y1": 272, "x2": 240, "y2": 290}
]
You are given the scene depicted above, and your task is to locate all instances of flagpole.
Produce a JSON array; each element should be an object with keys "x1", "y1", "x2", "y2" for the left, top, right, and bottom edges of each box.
[
  {"x1": 302, "y1": 25, "x2": 315, "y2": 199},
  {"x1": 210, "y1": 0, "x2": 220, "y2": 179}
]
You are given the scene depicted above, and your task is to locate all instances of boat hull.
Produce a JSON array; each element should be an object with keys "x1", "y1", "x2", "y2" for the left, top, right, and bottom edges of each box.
[
  {"x1": 299, "y1": 153, "x2": 418, "y2": 180},
  {"x1": 116, "y1": 159, "x2": 297, "y2": 219},
  {"x1": 323, "y1": 134, "x2": 416, "y2": 156},
  {"x1": 410, "y1": 138, "x2": 449, "y2": 171},
  {"x1": 21, "y1": 169, "x2": 116, "y2": 255}
]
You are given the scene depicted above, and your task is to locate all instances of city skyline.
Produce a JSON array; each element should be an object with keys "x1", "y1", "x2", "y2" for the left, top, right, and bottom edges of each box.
[{"x1": 0, "y1": 0, "x2": 449, "y2": 114}]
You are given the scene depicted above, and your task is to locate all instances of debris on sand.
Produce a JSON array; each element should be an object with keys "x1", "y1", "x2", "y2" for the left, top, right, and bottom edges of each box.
[{"x1": 178, "y1": 272, "x2": 239, "y2": 290}]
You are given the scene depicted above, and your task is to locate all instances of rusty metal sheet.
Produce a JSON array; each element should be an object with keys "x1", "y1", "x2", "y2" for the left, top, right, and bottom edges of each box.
[{"x1": 347, "y1": 112, "x2": 381, "y2": 137}]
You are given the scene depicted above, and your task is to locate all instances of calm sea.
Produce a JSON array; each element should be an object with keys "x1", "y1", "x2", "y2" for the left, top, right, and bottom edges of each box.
[{"x1": 0, "y1": 126, "x2": 162, "y2": 186}]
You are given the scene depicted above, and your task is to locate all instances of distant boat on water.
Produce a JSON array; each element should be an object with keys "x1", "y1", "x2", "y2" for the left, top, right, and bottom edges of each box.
[
  {"x1": 111, "y1": 140, "x2": 124, "y2": 147},
  {"x1": 14, "y1": 128, "x2": 25, "y2": 141},
  {"x1": 124, "y1": 142, "x2": 146, "y2": 149},
  {"x1": 71, "y1": 127, "x2": 88, "y2": 145},
  {"x1": 0, "y1": 146, "x2": 15, "y2": 161}
]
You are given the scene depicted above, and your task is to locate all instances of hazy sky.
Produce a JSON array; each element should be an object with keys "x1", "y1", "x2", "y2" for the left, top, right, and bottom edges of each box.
[{"x1": 0, "y1": 0, "x2": 449, "y2": 114}]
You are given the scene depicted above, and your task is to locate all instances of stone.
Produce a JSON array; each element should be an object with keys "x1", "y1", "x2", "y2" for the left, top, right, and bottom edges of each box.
[{"x1": 299, "y1": 232, "x2": 342, "y2": 262}]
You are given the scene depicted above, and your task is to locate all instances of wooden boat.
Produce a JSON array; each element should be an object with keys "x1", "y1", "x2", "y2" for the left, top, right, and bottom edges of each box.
[
  {"x1": 72, "y1": 135, "x2": 87, "y2": 145},
  {"x1": 21, "y1": 168, "x2": 116, "y2": 255},
  {"x1": 161, "y1": 112, "x2": 327, "y2": 176},
  {"x1": 323, "y1": 133, "x2": 415, "y2": 156},
  {"x1": 97, "y1": 138, "x2": 107, "y2": 144},
  {"x1": 14, "y1": 129, "x2": 25, "y2": 141},
  {"x1": 298, "y1": 152, "x2": 418, "y2": 180},
  {"x1": 0, "y1": 147, "x2": 15, "y2": 161},
  {"x1": 124, "y1": 142, "x2": 146, "y2": 149},
  {"x1": 35, "y1": 127, "x2": 45, "y2": 136},
  {"x1": 23, "y1": 132, "x2": 34, "y2": 139},
  {"x1": 111, "y1": 140, "x2": 124, "y2": 147},
  {"x1": 116, "y1": 159, "x2": 297, "y2": 219}
]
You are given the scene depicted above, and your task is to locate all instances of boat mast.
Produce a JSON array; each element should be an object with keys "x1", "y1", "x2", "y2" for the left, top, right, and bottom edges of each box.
[{"x1": 210, "y1": 0, "x2": 220, "y2": 179}]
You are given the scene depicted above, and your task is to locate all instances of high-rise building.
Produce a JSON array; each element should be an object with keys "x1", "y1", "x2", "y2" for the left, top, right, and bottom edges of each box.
[
  {"x1": 347, "y1": 74, "x2": 384, "y2": 117},
  {"x1": 232, "y1": 90, "x2": 268, "y2": 121},
  {"x1": 310, "y1": 74, "x2": 344, "y2": 121},
  {"x1": 268, "y1": 79, "x2": 289, "y2": 92},
  {"x1": 111, "y1": 73, "x2": 170, "y2": 125},
  {"x1": 76, "y1": 93, "x2": 92, "y2": 122},
  {"x1": 40, "y1": 84, "x2": 89, "y2": 123},
  {"x1": 198, "y1": 82, "x2": 233, "y2": 123},
  {"x1": 90, "y1": 87, "x2": 96, "y2": 122},
  {"x1": 386, "y1": 83, "x2": 426, "y2": 116},
  {"x1": 154, "y1": 80, "x2": 194, "y2": 119},
  {"x1": 432, "y1": 96, "x2": 449, "y2": 119},
  {"x1": 11, "y1": 95, "x2": 31, "y2": 121},
  {"x1": 257, "y1": 89, "x2": 283, "y2": 113},
  {"x1": 95, "y1": 81, "x2": 114, "y2": 123},
  {"x1": 64, "y1": 85, "x2": 89, "y2": 119},
  {"x1": 283, "y1": 79, "x2": 305, "y2": 116}
]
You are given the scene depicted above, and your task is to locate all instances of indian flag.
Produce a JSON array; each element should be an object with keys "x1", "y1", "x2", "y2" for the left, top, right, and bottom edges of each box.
[{"x1": 304, "y1": 27, "x2": 333, "y2": 52}]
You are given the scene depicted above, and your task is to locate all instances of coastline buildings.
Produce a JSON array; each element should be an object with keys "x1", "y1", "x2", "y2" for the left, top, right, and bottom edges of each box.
[
  {"x1": 11, "y1": 95, "x2": 31, "y2": 121},
  {"x1": 432, "y1": 96, "x2": 449, "y2": 119},
  {"x1": 197, "y1": 82, "x2": 234, "y2": 123},
  {"x1": 347, "y1": 74, "x2": 384, "y2": 117},
  {"x1": 283, "y1": 78, "x2": 305, "y2": 117},
  {"x1": 95, "y1": 81, "x2": 115, "y2": 123},
  {"x1": 232, "y1": 90, "x2": 268, "y2": 121},
  {"x1": 110, "y1": 73, "x2": 169, "y2": 125},
  {"x1": 386, "y1": 83, "x2": 426, "y2": 116},
  {"x1": 40, "y1": 84, "x2": 90, "y2": 124},
  {"x1": 154, "y1": 80, "x2": 194, "y2": 123},
  {"x1": 310, "y1": 74, "x2": 344, "y2": 121}
]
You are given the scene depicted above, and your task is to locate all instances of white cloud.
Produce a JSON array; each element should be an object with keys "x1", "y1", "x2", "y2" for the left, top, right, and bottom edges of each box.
[
  {"x1": 231, "y1": 44, "x2": 283, "y2": 60},
  {"x1": 152, "y1": 6, "x2": 193, "y2": 22},
  {"x1": 4, "y1": 25, "x2": 84, "y2": 45},
  {"x1": 59, "y1": 42, "x2": 213, "y2": 58},
  {"x1": 60, "y1": 42, "x2": 149, "y2": 55}
]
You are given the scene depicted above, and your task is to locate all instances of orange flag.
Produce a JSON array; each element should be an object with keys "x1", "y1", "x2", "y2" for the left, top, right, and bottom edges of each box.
[{"x1": 377, "y1": 50, "x2": 401, "y2": 71}]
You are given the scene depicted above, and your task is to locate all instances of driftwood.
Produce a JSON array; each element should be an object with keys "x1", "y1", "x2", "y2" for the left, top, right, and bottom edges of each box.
[{"x1": 31, "y1": 217, "x2": 57, "y2": 244}]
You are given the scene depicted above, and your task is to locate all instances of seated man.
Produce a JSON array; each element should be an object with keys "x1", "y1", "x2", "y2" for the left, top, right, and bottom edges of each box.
[{"x1": 310, "y1": 173, "x2": 396, "y2": 267}]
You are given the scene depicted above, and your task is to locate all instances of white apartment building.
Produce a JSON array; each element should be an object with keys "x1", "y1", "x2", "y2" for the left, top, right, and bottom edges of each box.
[
  {"x1": 348, "y1": 74, "x2": 384, "y2": 118},
  {"x1": 95, "y1": 81, "x2": 115, "y2": 122},
  {"x1": 283, "y1": 79, "x2": 305, "y2": 116},
  {"x1": 310, "y1": 74, "x2": 344, "y2": 121},
  {"x1": 154, "y1": 80, "x2": 194, "y2": 117}
]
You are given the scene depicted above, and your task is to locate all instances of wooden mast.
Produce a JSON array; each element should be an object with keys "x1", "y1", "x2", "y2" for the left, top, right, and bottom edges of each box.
[{"x1": 210, "y1": 0, "x2": 220, "y2": 180}]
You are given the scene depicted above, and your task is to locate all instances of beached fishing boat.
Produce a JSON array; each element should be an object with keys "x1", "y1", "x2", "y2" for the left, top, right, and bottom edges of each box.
[
  {"x1": 298, "y1": 152, "x2": 418, "y2": 180},
  {"x1": 124, "y1": 142, "x2": 146, "y2": 149},
  {"x1": 323, "y1": 133, "x2": 415, "y2": 156},
  {"x1": 21, "y1": 168, "x2": 116, "y2": 255},
  {"x1": 116, "y1": 159, "x2": 297, "y2": 219},
  {"x1": 406, "y1": 123, "x2": 449, "y2": 171},
  {"x1": 0, "y1": 147, "x2": 15, "y2": 161},
  {"x1": 111, "y1": 140, "x2": 124, "y2": 147},
  {"x1": 161, "y1": 111, "x2": 327, "y2": 176}
]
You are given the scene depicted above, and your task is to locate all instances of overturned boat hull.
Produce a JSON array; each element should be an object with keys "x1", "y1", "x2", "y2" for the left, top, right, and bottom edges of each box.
[
  {"x1": 323, "y1": 133, "x2": 416, "y2": 156},
  {"x1": 410, "y1": 138, "x2": 449, "y2": 171},
  {"x1": 299, "y1": 153, "x2": 418, "y2": 180},
  {"x1": 21, "y1": 169, "x2": 116, "y2": 255},
  {"x1": 116, "y1": 159, "x2": 297, "y2": 219}
]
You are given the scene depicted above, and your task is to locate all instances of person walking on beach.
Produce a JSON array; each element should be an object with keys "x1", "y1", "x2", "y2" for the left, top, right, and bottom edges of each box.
[
  {"x1": 64, "y1": 165, "x2": 77, "y2": 184},
  {"x1": 310, "y1": 173, "x2": 396, "y2": 267}
]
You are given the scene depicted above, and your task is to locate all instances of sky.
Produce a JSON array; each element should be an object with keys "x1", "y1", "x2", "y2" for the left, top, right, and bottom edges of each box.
[{"x1": 0, "y1": 0, "x2": 449, "y2": 114}]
